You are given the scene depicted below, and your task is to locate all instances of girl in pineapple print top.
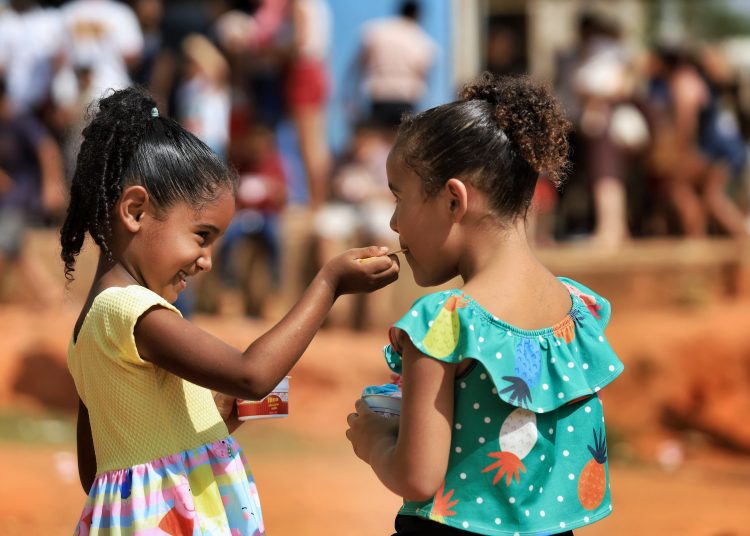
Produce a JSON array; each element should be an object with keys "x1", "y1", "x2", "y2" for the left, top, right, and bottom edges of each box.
[
  {"x1": 345, "y1": 72, "x2": 624, "y2": 536},
  {"x1": 62, "y1": 87, "x2": 399, "y2": 535}
]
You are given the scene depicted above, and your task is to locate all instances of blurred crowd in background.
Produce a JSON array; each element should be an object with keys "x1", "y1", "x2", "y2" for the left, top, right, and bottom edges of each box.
[{"x1": 2, "y1": 0, "x2": 750, "y2": 323}]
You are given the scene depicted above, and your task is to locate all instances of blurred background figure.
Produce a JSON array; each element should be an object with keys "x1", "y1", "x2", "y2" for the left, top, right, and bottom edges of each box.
[
  {"x1": 313, "y1": 120, "x2": 396, "y2": 328},
  {"x1": 647, "y1": 43, "x2": 748, "y2": 238},
  {"x1": 349, "y1": 0, "x2": 438, "y2": 136},
  {"x1": 284, "y1": 0, "x2": 332, "y2": 210},
  {"x1": 148, "y1": 0, "x2": 215, "y2": 117},
  {"x1": 0, "y1": 0, "x2": 65, "y2": 118},
  {"x1": 216, "y1": 121, "x2": 287, "y2": 317},
  {"x1": 485, "y1": 18, "x2": 526, "y2": 77},
  {"x1": 571, "y1": 13, "x2": 645, "y2": 249},
  {"x1": 0, "y1": 75, "x2": 65, "y2": 307},
  {"x1": 57, "y1": 60, "x2": 96, "y2": 183},
  {"x1": 215, "y1": 0, "x2": 289, "y2": 131},
  {"x1": 57, "y1": 0, "x2": 143, "y2": 101},
  {"x1": 176, "y1": 33, "x2": 231, "y2": 160},
  {"x1": 215, "y1": 0, "x2": 332, "y2": 316},
  {"x1": 130, "y1": 0, "x2": 164, "y2": 89},
  {"x1": 552, "y1": 11, "x2": 599, "y2": 242}
]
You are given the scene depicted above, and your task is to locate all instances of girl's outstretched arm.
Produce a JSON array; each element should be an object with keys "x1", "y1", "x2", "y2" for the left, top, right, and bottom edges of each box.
[
  {"x1": 135, "y1": 246, "x2": 399, "y2": 400},
  {"x1": 346, "y1": 334, "x2": 456, "y2": 501},
  {"x1": 76, "y1": 398, "x2": 97, "y2": 493}
]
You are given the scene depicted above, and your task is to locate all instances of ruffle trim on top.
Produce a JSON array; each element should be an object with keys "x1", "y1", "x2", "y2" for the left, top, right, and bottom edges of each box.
[{"x1": 383, "y1": 277, "x2": 623, "y2": 413}]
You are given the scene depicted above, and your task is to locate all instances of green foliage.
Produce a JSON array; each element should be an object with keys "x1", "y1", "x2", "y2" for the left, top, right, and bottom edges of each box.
[
  {"x1": 0, "y1": 410, "x2": 75, "y2": 445},
  {"x1": 647, "y1": 0, "x2": 750, "y2": 42}
]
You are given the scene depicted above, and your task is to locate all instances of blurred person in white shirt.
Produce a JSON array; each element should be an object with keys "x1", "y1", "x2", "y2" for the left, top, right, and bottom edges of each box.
[
  {"x1": 59, "y1": 0, "x2": 143, "y2": 100},
  {"x1": 0, "y1": 0, "x2": 65, "y2": 114},
  {"x1": 176, "y1": 33, "x2": 231, "y2": 160}
]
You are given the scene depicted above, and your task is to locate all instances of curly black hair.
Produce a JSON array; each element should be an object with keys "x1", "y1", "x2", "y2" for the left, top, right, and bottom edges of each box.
[
  {"x1": 393, "y1": 72, "x2": 570, "y2": 219},
  {"x1": 59, "y1": 86, "x2": 237, "y2": 281}
]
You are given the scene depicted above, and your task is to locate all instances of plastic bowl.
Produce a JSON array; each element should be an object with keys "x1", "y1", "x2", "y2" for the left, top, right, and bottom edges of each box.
[{"x1": 362, "y1": 393, "x2": 401, "y2": 418}]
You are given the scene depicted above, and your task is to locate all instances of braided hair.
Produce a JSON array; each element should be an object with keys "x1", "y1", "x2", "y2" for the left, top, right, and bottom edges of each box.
[
  {"x1": 392, "y1": 72, "x2": 570, "y2": 220},
  {"x1": 60, "y1": 86, "x2": 237, "y2": 281}
]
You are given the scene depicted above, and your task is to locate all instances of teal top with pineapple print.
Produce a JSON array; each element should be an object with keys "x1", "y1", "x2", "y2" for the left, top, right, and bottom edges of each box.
[{"x1": 383, "y1": 278, "x2": 624, "y2": 536}]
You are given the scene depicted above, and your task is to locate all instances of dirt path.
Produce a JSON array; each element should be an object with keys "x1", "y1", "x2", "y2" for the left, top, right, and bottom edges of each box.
[
  {"x1": 2, "y1": 441, "x2": 749, "y2": 535},
  {"x1": 2, "y1": 302, "x2": 750, "y2": 534}
]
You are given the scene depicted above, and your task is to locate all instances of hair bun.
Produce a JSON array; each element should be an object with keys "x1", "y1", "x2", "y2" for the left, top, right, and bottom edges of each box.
[
  {"x1": 460, "y1": 72, "x2": 570, "y2": 186},
  {"x1": 95, "y1": 86, "x2": 157, "y2": 123}
]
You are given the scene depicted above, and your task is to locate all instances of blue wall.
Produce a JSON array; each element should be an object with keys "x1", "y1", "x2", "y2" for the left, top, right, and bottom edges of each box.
[
  {"x1": 326, "y1": 0, "x2": 454, "y2": 153},
  {"x1": 281, "y1": 0, "x2": 454, "y2": 204}
]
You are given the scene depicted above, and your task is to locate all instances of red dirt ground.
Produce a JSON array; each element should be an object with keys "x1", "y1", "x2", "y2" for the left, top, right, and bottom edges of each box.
[{"x1": 1, "y1": 300, "x2": 750, "y2": 535}]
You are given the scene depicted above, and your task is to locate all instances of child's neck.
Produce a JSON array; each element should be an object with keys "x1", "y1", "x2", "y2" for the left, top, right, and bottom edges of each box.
[
  {"x1": 458, "y1": 218, "x2": 537, "y2": 284},
  {"x1": 459, "y1": 218, "x2": 570, "y2": 330},
  {"x1": 90, "y1": 255, "x2": 142, "y2": 295}
]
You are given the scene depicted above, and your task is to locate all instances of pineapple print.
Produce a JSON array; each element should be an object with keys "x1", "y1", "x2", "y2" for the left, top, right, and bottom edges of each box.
[
  {"x1": 553, "y1": 318, "x2": 575, "y2": 344},
  {"x1": 564, "y1": 283, "x2": 602, "y2": 319},
  {"x1": 578, "y1": 428, "x2": 608, "y2": 510},
  {"x1": 482, "y1": 408, "x2": 538, "y2": 486},
  {"x1": 429, "y1": 481, "x2": 458, "y2": 523},
  {"x1": 500, "y1": 338, "x2": 542, "y2": 407},
  {"x1": 422, "y1": 294, "x2": 469, "y2": 358}
]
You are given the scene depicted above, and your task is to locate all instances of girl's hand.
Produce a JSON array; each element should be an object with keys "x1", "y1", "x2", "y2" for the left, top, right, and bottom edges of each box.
[
  {"x1": 213, "y1": 392, "x2": 242, "y2": 433},
  {"x1": 345, "y1": 398, "x2": 399, "y2": 464},
  {"x1": 322, "y1": 246, "x2": 400, "y2": 297}
]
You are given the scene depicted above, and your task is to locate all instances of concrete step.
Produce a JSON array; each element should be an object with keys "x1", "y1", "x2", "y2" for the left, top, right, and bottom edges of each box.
[{"x1": 9, "y1": 228, "x2": 750, "y2": 326}]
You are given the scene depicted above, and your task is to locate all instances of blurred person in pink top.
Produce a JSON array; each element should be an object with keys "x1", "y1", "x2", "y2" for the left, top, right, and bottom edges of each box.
[{"x1": 351, "y1": 1, "x2": 438, "y2": 134}]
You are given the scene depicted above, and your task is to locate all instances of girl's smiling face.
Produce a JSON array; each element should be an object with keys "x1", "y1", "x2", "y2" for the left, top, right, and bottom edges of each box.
[
  {"x1": 137, "y1": 187, "x2": 235, "y2": 303},
  {"x1": 387, "y1": 152, "x2": 459, "y2": 287}
]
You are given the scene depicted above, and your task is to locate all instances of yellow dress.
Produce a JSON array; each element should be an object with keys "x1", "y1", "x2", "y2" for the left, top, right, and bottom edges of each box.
[{"x1": 68, "y1": 285, "x2": 264, "y2": 535}]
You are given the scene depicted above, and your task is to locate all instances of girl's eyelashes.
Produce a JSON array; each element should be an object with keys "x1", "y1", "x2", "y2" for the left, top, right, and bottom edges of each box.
[{"x1": 196, "y1": 231, "x2": 211, "y2": 244}]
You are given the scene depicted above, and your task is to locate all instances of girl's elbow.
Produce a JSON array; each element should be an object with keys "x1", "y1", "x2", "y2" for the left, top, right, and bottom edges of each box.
[
  {"x1": 402, "y1": 482, "x2": 441, "y2": 503},
  {"x1": 392, "y1": 450, "x2": 449, "y2": 502},
  {"x1": 400, "y1": 472, "x2": 444, "y2": 502},
  {"x1": 401, "y1": 491, "x2": 429, "y2": 503},
  {"x1": 231, "y1": 364, "x2": 270, "y2": 400},
  {"x1": 235, "y1": 377, "x2": 267, "y2": 401},
  {"x1": 235, "y1": 372, "x2": 278, "y2": 401}
]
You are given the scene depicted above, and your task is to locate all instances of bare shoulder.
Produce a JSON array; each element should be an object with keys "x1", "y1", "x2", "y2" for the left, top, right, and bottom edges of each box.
[
  {"x1": 134, "y1": 305, "x2": 222, "y2": 367},
  {"x1": 526, "y1": 271, "x2": 573, "y2": 322},
  {"x1": 465, "y1": 268, "x2": 571, "y2": 330}
]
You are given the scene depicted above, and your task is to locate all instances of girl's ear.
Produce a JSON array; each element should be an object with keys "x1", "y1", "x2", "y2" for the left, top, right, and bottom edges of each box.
[
  {"x1": 117, "y1": 185, "x2": 150, "y2": 232},
  {"x1": 444, "y1": 178, "x2": 468, "y2": 222}
]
